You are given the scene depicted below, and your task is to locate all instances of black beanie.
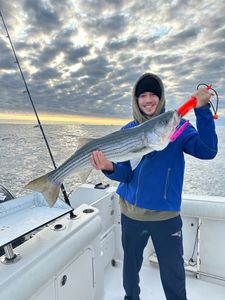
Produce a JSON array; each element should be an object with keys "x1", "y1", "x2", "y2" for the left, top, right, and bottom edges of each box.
[{"x1": 135, "y1": 77, "x2": 161, "y2": 99}]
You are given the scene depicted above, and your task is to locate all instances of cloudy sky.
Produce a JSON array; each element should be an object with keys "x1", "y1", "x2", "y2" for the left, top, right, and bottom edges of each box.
[{"x1": 0, "y1": 0, "x2": 224, "y2": 124}]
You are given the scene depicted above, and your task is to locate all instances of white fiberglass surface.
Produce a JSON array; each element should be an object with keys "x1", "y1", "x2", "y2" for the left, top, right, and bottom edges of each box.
[
  {"x1": 0, "y1": 192, "x2": 72, "y2": 247},
  {"x1": 103, "y1": 261, "x2": 225, "y2": 300}
]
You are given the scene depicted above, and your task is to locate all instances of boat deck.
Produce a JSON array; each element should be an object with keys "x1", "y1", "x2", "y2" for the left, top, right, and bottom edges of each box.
[{"x1": 103, "y1": 261, "x2": 225, "y2": 300}]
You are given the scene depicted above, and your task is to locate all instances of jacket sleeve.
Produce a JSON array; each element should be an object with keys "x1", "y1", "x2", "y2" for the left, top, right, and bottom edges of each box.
[
  {"x1": 102, "y1": 161, "x2": 133, "y2": 183},
  {"x1": 182, "y1": 105, "x2": 218, "y2": 159}
]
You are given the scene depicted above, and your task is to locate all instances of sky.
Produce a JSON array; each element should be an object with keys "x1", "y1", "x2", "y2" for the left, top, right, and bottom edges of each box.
[{"x1": 0, "y1": 0, "x2": 224, "y2": 124}]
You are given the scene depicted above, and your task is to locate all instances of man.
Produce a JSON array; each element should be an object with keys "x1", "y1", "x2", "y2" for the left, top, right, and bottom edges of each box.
[{"x1": 90, "y1": 73, "x2": 218, "y2": 300}]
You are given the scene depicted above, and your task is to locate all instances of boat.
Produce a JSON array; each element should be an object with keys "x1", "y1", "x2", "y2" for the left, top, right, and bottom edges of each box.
[
  {"x1": 1, "y1": 9, "x2": 224, "y2": 300},
  {"x1": 0, "y1": 182, "x2": 225, "y2": 300}
]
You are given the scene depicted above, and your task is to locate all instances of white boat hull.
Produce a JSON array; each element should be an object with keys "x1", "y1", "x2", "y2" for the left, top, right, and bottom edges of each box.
[{"x1": 1, "y1": 184, "x2": 225, "y2": 299}]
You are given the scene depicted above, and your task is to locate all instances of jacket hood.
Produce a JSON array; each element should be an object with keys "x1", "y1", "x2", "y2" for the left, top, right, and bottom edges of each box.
[{"x1": 132, "y1": 73, "x2": 166, "y2": 124}]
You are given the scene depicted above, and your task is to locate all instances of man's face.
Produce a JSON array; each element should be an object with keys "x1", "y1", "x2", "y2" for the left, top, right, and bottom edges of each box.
[{"x1": 138, "y1": 92, "x2": 160, "y2": 116}]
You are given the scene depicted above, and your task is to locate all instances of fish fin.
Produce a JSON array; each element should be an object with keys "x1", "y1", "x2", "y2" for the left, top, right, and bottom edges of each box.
[
  {"x1": 25, "y1": 174, "x2": 61, "y2": 207},
  {"x1": 77, "y1": 137, "x2": 95, "y2": 150},
  {"x1": 77, "y1": 167, "x2": 92, "y2": 183},
  {"x1": 131, "y1": 146, "x2": 148, "y2": 153}
]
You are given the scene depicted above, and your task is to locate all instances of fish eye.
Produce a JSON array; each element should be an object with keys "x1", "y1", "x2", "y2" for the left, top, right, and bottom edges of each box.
[{"x1": 162, "y1": 119, "x2": 169, "y2": 125}]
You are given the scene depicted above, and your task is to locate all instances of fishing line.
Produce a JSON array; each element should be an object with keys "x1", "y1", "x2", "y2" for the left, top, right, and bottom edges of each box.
[
  {"x1": 0, "y1": 10, "x2": 75, "y2": 216},
  {"x1": 188, "y1": 222, "x2": 201, "y2": 267},
  {"x1": 197, "y1": 83, "x2": 219, "y2": 118}
]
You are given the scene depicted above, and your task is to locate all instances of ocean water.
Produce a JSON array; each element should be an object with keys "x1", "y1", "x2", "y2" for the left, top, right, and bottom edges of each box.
[{"x1": 0, "y1": 123, "x2": 224, "y2": 199}]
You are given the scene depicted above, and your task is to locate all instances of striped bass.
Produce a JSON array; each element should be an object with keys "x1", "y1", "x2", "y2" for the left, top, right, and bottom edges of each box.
[{"x1": 25, "y1": 110, "x2": 180, "y2": 207}]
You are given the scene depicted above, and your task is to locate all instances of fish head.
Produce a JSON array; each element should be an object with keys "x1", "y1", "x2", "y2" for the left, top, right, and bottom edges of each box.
[{"x1": 144, "y1": 110, "x2": 181, "y2": 150}]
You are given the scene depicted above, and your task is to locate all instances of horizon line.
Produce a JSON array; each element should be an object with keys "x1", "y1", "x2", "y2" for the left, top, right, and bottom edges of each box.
[{"x1": 0, "y1": 112, "x2": 131, "y2": 126}]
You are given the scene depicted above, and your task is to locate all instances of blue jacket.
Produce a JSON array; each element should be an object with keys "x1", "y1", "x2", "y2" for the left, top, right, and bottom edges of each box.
[{"x1": 104, "y1": 106, "x2": 218, "y2": 211}]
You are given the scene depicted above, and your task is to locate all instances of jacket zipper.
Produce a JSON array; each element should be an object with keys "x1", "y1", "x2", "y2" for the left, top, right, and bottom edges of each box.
[
  {"x1": 164, "y1": 168, "x2": 171, "y2": 200},
  {"x1": 135, "y1": 163, "x2": 144, "y2": 206}
]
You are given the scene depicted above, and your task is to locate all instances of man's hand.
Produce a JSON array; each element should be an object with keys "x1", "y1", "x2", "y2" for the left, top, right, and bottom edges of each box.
[
  {"x1": 90, "y1": 150, "x2": 114, "y2": 171},
  {"x1": 193, "y1": 88, "x2": 211, "y2": 108}
]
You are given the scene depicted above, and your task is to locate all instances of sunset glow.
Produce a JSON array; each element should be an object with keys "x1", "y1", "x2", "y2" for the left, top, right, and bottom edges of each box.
[{"x1": 0, "y1": 112, "x2": 130, "y2": 126}]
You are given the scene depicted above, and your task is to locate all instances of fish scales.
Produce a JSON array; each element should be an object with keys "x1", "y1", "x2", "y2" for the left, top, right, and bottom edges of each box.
[
  {"x1": 25, "y1": 110, "x2": 180, "y2": 207},
  {"x1": 52, "y1": 133, "x2": 143, "y2": 181}
]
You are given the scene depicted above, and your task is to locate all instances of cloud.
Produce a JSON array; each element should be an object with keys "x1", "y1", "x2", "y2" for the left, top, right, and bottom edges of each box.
[
  {"x1": 82, "y1": 14, "x2": 128, "y2": 39},
  {"x1": 0, "y1": 38, "x2": 16, "y2": 70},
  {"x1": 22, "y1": 0, "x2": 62, "y2": 34},
  {"x1": 0, "y1": 0, "x2": 224, "y2": 120},
  {"x1": 104, "y1": 37, "x2": 138, "y2": 52},
  {"x1": 76, "y1": 0, "x2": 127, "y2": 14},
  {"x1": 64, "y1": 45, "x2": 91, "y2": 65}
]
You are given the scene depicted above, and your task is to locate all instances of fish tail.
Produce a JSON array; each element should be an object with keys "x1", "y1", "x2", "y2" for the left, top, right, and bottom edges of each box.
[{"x1": 25, "y1": 174, "x2": 61, "y2": 207}]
